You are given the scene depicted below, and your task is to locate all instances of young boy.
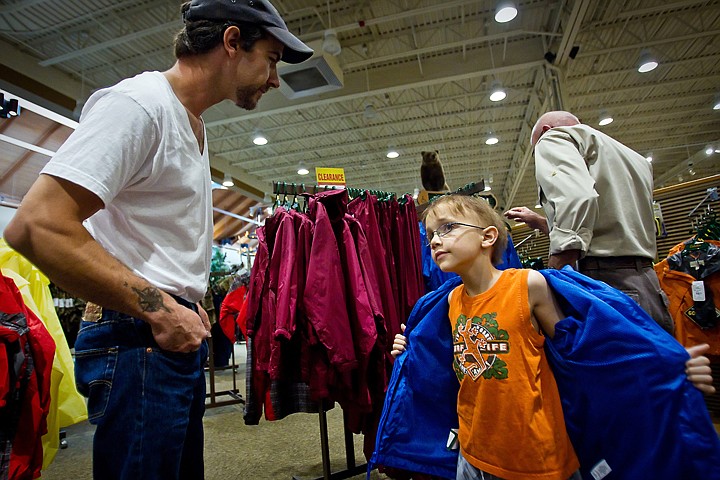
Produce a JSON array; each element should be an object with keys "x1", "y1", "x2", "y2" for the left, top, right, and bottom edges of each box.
[
  {"x1": 388, "y1": 194, "x2": 718, "y2": 480},
  {"x1": 393, "y1": 194, "x2": 580, "y2": 480}
]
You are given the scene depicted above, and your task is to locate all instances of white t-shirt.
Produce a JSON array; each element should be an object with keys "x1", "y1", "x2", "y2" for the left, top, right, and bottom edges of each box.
[{"x1": 42, "y1": 71, "x2": 212, "y2": 302}]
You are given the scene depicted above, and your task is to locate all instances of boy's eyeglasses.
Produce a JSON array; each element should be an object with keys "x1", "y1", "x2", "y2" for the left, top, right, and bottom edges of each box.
[{"x1": 425, "y1": 222, "x2": 487, "y2": 246}]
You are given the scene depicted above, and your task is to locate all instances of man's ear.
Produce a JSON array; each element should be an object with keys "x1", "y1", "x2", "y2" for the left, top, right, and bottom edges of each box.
[
  {"x1": 541, "y1": 125, "x2": 552, "y2": 135},
  {"x1": 223, "y1": 25, "x2": 241, "y2": 54}
]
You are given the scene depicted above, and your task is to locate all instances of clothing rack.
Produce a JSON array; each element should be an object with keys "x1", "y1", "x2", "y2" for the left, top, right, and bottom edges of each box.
[
  {"x1": 415, "y1": 180, "x2": 490, "y2": 214},
  {"x1": 687, "y1": 187, "x2": 719, "y2": 217},
  {"x1": 271, "y1": 180, "x2": 383, "y2": 480},
  {"x1": 272, "y1": 181, "x2": 396, "y2": 200},
  {"x1": 514, "y1": 232, "x2": 535, "y2": 248},
  {"x1": 205, "y1": 336, "x2": 244, "y2": 408},
  {"x1": 205, "y1": 270, "x2": 245, "y2": 409},
  {"x1": 291, "y1": 408, "x2": 367, "y2": 480}
]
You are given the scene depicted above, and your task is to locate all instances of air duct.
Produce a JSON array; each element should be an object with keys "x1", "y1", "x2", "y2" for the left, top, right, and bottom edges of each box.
[{"x1": 278, "y1": 41, "x2": 344, "y2": 99}]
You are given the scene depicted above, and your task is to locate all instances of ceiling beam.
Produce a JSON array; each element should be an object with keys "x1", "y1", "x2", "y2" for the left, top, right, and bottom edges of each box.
[
  {"x1": 653, "y1": 141, "x2": 720, "y2": 186},
  {"x1": 576, "y1": 29, "x2": 720, "y2": 58},
  {"x1": 39, "y1": 20, "x2": 180, "y2": 66},
  {"x1": 554, "y1": 0, "x2": 592, "y2": 67},
  {"x1": 0, "y1": 122, "x2": 60, "y2": 187}
]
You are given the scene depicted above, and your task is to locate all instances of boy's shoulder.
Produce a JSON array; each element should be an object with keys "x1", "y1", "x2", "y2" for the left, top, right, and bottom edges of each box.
[
  {"x1": 525, "y1": 268, "x2": 545, "y2": 284},
  {"x1": 522, "y1": 268, "x2": 550, "y2": 300}
]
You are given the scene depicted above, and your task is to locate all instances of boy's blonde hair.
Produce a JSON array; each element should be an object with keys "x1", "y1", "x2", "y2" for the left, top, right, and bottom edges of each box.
[{"x1": 422, "y1": 195, "x2": 509, "y2": 265}]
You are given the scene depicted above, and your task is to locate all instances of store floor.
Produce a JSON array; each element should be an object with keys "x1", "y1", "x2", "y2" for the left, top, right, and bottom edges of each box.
[{"x1": 41, "y1": 343, "x2": 389, "y2": 480}]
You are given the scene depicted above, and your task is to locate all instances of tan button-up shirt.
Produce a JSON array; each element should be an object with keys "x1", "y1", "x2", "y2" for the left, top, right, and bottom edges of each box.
[{"x1": 534, "y1": 124, "x2": 656, "y2": 259}]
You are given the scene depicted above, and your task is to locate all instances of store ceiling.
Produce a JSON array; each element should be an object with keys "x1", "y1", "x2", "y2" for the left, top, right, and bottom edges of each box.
[{"x1": 1, "y1": 0, "x2": 719, "y2": 243}]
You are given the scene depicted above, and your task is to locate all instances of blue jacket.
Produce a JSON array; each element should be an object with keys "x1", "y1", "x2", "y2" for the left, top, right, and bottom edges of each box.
[
  {"x1": 369, "y1": 274, "x2": 461, "y2": 479},
  {"x1": 369, "y1": 267, "x2": 720, "y2": 480}
]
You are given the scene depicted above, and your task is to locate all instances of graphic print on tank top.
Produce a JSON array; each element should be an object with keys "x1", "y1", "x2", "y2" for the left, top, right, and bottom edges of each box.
[{"x1": 452, "y1": 312, "x2": 510, "y2": 381}]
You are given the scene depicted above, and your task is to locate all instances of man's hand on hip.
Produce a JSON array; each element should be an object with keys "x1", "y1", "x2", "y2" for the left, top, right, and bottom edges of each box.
[{"x1": 147, "y1": 299, "x2": 209, "y2": 353}]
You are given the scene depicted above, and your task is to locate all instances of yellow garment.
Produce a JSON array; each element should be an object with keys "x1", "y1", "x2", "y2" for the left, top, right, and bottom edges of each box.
[{"x1": 0, "y1": 239, "x2": 88, "y2": 468}]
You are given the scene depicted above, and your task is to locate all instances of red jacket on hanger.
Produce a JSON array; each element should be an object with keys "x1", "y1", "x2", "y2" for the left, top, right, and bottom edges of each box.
[{"x1": 0, "y1": 274, "x2": 55, "y2": 480}]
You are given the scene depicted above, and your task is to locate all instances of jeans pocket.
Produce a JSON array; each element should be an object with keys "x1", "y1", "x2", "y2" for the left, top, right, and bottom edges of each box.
[{"x1": 74, "y1": 346, "x2": 119, "y2": 422}]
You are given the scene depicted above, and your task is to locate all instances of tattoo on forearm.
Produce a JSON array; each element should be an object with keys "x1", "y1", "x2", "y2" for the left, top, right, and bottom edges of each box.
[{"x1": 132, "y1": 286, "x2": 171, "y2": 313}]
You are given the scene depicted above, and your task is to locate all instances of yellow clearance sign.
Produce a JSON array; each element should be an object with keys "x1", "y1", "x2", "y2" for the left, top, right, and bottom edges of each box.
[{"x1": 316, "y1": 167, "x2": 346, "y2": 186}]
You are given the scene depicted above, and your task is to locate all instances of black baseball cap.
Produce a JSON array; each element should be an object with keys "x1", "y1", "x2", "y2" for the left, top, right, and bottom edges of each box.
[{"x1": 184, "y1": 0, "x2": 313, "y2": 64}]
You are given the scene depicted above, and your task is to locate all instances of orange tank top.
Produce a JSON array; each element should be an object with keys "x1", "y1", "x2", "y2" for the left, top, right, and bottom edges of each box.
[{"x1": 449, "y1": 269, "x2": 578, "y2": 480}]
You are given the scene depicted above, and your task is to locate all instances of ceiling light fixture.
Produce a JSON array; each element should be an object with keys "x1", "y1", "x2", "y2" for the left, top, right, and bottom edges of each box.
[
  {"x1": 598, "y1": 110, "x2": 613, "y2": 126},
  {"x1": 363, "y1": 103, "x2": 377, "y2": 120},
  {"x1": 706, "y1": 145, "x2": 714, "y2": 155},
  {"x1": 297, "y1": 162, "x2": 309, "y2": 175},
  {"x1": 489, "y1": 81, "x2": 507, "y2": 102},
  {"x1": 485, "y1": 133, "x2": 499, "y2": 145},
  {"x1": 714, "y1": 94, "x2": 720, "y2": 110},
  {"x1": 386, "y1": 147, "x2": 400, "y2": 159},
  {"x1": 253, "y1": 132, "x2": 268, "y2": 146},
  {"x1": 637, "y1": 50, "x2": 658, "y2": 73},
  {"x1": 494, "y1": 1, "x2": 518, "y2": 23},
  {"x1": 322, "y1": 30, "x2": 342, "y2": 56},
  {"x1": 222, "y1": 173, "x2": 234, "y2": 187}
]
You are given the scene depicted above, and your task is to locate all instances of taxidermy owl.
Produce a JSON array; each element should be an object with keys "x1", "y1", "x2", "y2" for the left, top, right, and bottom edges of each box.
[{"x1": 420, "y1": 150, "x2": 450, "y2": 192}]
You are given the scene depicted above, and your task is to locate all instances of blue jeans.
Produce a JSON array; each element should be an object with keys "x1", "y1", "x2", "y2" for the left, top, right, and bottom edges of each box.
[
  {"x1": 457, "y1": 453, "x2": 583, "y2": 480},
  {"x1": 74, "y1": 309, "x2": 208, "y2": 480}
]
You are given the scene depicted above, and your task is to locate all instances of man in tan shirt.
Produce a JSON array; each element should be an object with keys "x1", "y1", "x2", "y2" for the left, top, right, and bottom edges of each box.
[{"x1": 505, "y1": 110, "x2": 674, "y2": 333}]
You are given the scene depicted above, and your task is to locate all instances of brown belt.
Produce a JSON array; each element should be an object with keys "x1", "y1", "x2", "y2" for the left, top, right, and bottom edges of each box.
[{"x1": 578, "y1": 256, "x2": 652, "y2": 271}]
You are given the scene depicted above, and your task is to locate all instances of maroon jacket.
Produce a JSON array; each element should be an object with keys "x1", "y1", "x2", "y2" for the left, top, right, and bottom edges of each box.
[
  {"x1": 304, "y1": 190, "x2": 357, "y2": 372},
  {"x1": 348, "y1": 195, "x2": 400, "y2": 342}
]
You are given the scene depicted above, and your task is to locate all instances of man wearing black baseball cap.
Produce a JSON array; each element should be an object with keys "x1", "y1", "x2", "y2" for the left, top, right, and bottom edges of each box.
[
  {"x1": 184, "y1": 0, "x2": 313, "y2": 64},
  {"x1": 5, "y1": 1, "x2": 311, "y2": 479}
]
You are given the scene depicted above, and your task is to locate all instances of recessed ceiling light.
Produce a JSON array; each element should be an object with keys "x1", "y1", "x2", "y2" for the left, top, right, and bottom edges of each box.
[
  {"x1": 598, "y1": 111, "x2": 613, "y2": 126},
  {"x1": 637, "y1": 50, "x2": 658, "y2": 73},
  {"x1": 489, "y1": 81, "x2": 506, "y2": 102},
  {"x1": 494, "y1": 1, "x2": 517, "y2": 23}
]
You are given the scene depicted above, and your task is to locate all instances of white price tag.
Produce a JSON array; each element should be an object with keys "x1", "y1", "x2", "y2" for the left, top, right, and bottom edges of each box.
[
  {"x1": 446, "y1": 429, "x2": 459, "y2": 450},
  {"x1": 692, "y1": 281, "x2": 706, "y2": 302},
  {"x1": 590, "y1": 459, "x2": 612, "y2": 479}
]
